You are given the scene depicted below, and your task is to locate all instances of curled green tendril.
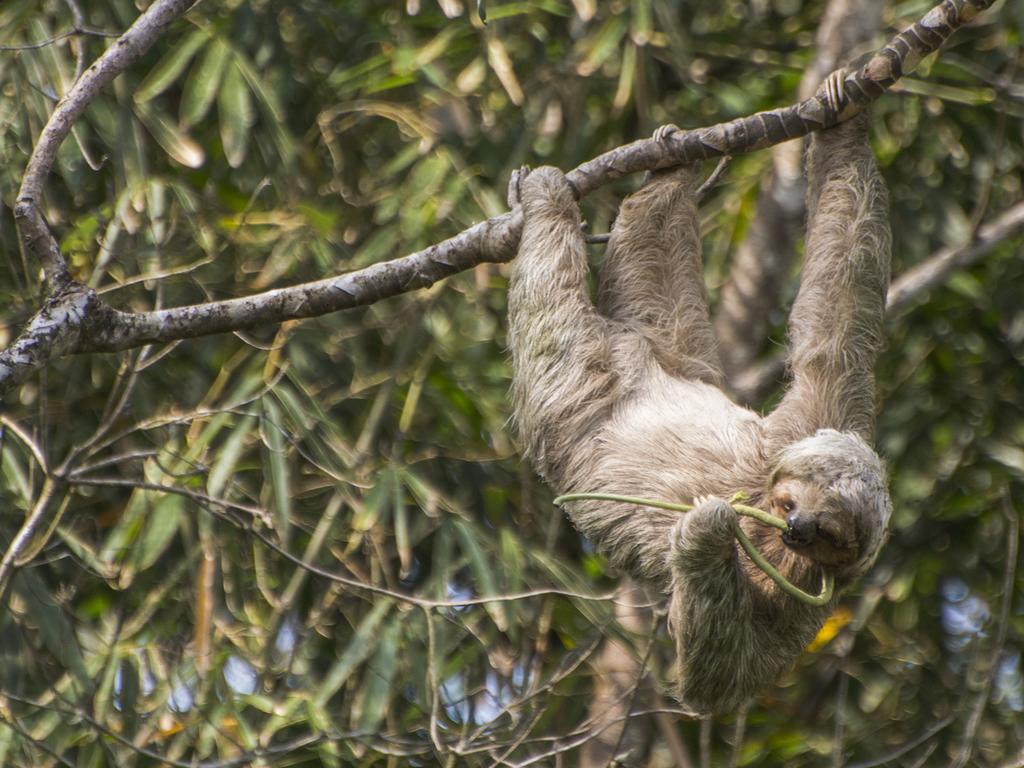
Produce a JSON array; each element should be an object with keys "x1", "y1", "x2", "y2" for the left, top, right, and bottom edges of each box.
[{"x1": 552, "y1": 492, "x2": 835, "y2": 607}]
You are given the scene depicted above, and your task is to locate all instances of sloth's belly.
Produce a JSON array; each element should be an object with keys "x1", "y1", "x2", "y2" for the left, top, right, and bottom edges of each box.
[{"x1": 596, "y1": 376, "x2": 767, "y2": 499}]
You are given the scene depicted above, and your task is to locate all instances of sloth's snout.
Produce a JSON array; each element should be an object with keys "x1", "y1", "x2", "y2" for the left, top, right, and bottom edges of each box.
[{"x1": 782, "y1": 512, "x2": 817, "y2": 548}]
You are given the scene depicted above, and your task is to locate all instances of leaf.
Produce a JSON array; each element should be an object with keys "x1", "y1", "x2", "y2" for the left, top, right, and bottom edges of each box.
[
  {"x1": 353, "y1": 469, "x2": 394, "y2": 532},
  {"x1": 452, "y1": 518, "x2": 508, "y2": 631},
  {"x1": 134, "y1": 102, "x2": 206, "y2": 168},
  {"x1": 218, "y1": 60, "x2": 255, "y2": 168},
  {"x1": 13, "y1": 573, "x2": 91, "y2": 695},
  {"x1": 135, "y1": 29, "x2": 209, "y2": 104},
  {"x1": 352, "y1": 615, "x2": 403, "y2": 732},
  {"x1": 261, "y1": 399, "x2": 291, "y2": 540},
  {"x1": 394, "y1": 471, "x2": 412, "y2": 578},
  {"x1": 208, "y1": 415, "x2": 256, "y2": 498},
  {"x1": 313, "y1": 599, "x2": 394, "y2": 707},
  {"x1": 131, "y1": 491, "x2": 184, "y2": 574},
  {"x1": 181, "y1": 37, "x2": 231, "y2": 128}
]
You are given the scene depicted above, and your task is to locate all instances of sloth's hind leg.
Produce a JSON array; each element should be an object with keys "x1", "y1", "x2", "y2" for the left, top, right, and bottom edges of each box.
[{"x1": 597, "y1": 151, "x2": 721, "y2": 383}]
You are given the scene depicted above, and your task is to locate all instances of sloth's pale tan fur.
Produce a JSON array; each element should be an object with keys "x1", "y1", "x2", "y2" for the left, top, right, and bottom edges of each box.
[{"x1": 508, "y1": 109, "x2": 892, "y2": 714}]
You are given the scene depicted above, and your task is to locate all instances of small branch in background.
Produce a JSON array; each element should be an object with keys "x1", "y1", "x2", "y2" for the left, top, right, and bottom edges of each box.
[
  {"x1": 0, "y1": 24, "x2": 117, "y2": 52},
  {"x1": 728, "y1": 703, "x2": 749, "y2": 768},
  {"x1": 579, "y1": 579, "x2": 655, "y2": 767},
  {"x1": 847, "y1": 717, "x2": 957, "y2": 768},
  {"x1": 731, "y1": 200, "x2": 1024, "y2": 403},
  {"x1": 886, "y1": 200, "x2": 1024, "y2": 314},
  {"x1": 700, "y1": 716, "x2": 712, "y2": 768},
  {"x1": 63, "y1": 0, "x2": 88, "y2": 82},
  {"x1": 696, "y1": 156, "x2": 732, "y2": 201},
  {"x1": 832, "y1": 665, "x2": 850, "y2": 768}
]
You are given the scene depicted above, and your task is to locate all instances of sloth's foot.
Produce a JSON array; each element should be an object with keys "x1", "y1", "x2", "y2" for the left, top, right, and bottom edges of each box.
[{"x1": 507, "y1": 165, "x2": 531, "y2": 209}]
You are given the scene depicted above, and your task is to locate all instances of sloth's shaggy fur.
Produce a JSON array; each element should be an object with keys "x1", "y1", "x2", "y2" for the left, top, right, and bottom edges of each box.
[{"x1": 508, "y1": 111, "x2": 892, "y2": 714}]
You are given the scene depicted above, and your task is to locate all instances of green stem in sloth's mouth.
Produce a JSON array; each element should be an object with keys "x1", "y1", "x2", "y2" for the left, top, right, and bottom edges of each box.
[{"x1": 552, "y1": 492, "x2": 835, "y2": 607}]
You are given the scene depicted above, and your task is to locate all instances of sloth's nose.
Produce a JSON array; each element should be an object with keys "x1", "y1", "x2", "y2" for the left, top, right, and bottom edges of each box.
[{"x1": 784, "y1": 512, "x2": 817, "y2": 546}]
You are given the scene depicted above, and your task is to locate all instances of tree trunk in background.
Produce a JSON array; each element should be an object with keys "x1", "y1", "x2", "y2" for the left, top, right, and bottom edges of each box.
[
  {"x1": 580, "y1": 578, "x2": 656, "y2": 767},
  {"x1": 715, "y1": 0, "x2": 884, "y2": 398}
]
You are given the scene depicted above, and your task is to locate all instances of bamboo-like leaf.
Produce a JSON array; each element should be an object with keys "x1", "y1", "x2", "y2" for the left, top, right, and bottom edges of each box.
[
  {"x1": 575, "y1": 15, "x2": 626, "y2": 76},
  {"x1": 261, "y1": 399, "x2": 291, "y2": 540},
  {"x1": 218, "y1": 60, "x2": 255, "y2": 168},
  {"x1": 13, "y1": 573, "x2": 91, "y2": 694},
  {"x1": 134, "y1": 102, "x2": 206, "y2": 168},
  {"x1": 352, "y1": 614, "x2": 403, "y2": 731},
  {"x1": 208, "y1": 415, "x2": 256, "y2": 498},
  {"x1": 313, "y1": 599, "x2": 394, "y2": 707},
  {"x1": 135, "y1": 29, "x2": 209, "y2": 104},
  {"x1": 181, "y1": 37, "x2": 230, "y2": 128},
  {"x1": 486, "y1": 37, "x2": 523, "y2": 105},
  {"x1": 630, "y1": 0, "x2": 652, "y2": 45},
  {"x1": 452, "y1": 518, "x2": 508, "y2": 630},
  {"x1": 130, "y1": 492, "x2": 184, "y2": 575},
  {"x1": 353, "y1": 468, "x2": 394, "y2": 532},
  {"x1": 394, "y1": 470, "x2": 412, "y2": 578}
]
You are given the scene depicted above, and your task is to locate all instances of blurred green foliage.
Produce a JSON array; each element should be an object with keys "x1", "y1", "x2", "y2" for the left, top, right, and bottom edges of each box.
[{"x1": 0, "y1": 0, "x2": 1021, "y2": 765}]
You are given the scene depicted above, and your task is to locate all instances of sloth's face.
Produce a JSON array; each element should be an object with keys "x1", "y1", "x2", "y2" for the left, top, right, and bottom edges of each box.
[{"x1": 770, "y1": 478, "x2": 861, "y2": 568}]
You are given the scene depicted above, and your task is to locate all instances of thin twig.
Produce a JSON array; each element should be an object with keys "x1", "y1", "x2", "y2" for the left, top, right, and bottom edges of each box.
[
  {"x1": 0, "y1": 25, "x2": 117, "y2": 52},
  {"x1": 700, "y1": 716, "x2": 712, "y2": 768},
  {"x1": 846, "y1": 715, "x2": 956, "y2": 768},
  {"x1": 696, "y1": 156, "x2": 732, "y2": 201},
  {"x1": 65, "y1": 475, "x2": 624, "y2": 609}
]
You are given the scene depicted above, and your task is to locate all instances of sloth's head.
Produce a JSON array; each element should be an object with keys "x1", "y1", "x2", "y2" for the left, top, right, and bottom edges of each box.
[{"x1": 769, "y1": 429, "x2": 892, "y2": 577}]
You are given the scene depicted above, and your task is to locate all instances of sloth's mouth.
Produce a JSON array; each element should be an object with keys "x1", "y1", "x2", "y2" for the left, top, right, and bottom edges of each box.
[{"x1": 781, "y1": 527, "x2": 815, "y2": 549}]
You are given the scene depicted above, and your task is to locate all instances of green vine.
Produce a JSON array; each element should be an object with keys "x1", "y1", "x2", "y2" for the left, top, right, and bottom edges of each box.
[{"x1": 552, "y1": 492, "x2": 835, "y2": 607}]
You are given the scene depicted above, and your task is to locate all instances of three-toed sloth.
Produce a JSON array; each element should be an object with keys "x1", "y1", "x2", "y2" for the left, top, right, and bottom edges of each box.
[{"x1": 508, "y1": 93, "x2": 892, "y2": 714}]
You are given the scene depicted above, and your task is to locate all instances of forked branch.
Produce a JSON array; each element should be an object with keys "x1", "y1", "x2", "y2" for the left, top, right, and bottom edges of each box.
[{"x1": 0, "y1": 0, "x2": 999, "y2": 397}]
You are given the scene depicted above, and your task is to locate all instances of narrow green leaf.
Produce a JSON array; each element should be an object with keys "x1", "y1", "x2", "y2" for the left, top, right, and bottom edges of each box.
[
  {"x1": 394, "y1": 472, "x2": 412, "y2": 578},
  {"x1": 313, "y1": 599, "x2": 394, "y2": 707},
  {"x1": 262, "y1": 399, "x2": 291, "y2": 540},
  {"x1": 132, "y1": 492, "x2": 184, "y2": 573},
  {"x1": 353, "y1": 615, "x2": 402, "y2": 732},
  {"x1": 218, "y1": 60, "x2": 255, "y2": 168},
  {"x1": 181, "y1": 37, "x2": 230, "y2": 128},
  {"x1": 452, "y1": 519, "x2": 508, "y2": 630},
  {"x1": 135, "y1": 29, "x2": 209, "y2": 104},
  {"x1": 208, "y1": 415, "x2": 257, "y2": 498},
  {"x1": 13, "y1": 573, "x2": 91, "y2": 695},
  {"x1": 353, "y1": 469, "x2": 393, "y2": 532},
  {"x1": 134, "y1": 102, "x2": 206, "y2": 168}
]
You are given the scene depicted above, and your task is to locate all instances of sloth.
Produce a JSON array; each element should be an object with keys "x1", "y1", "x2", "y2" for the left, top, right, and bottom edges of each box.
[{"x1": 507, "y1": 78, "x2": 892, "y2": 714}]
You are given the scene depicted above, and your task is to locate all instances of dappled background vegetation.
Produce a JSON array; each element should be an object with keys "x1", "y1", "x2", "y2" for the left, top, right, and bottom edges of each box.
[{"x1": 0, "y1": 0, "x2": 1022, "y2": 765}]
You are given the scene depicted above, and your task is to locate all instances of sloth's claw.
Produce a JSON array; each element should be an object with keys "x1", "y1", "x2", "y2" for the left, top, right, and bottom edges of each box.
[
  {"x1": 653, "y1": 123, "x2": 681, "y2": 145},
  {"x1": 508, "y1": 165, "x2": 531, "y2": 209},
  {"x1": 819, "y1": 69, "x2": 849, "y2": 119}
]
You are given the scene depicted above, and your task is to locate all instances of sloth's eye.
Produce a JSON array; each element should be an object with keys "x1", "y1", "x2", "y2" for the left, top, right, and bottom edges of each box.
[{"x1": 781, "y1": 500, "x2": 795, "y2": 512}]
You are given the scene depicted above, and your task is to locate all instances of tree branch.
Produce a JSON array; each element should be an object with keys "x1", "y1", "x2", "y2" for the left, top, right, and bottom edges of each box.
[
  {"x1": 0, "y1": 0, "x2": 998, "y2": 397},
  {"x1": 886, "y1": 200, "x2": 1024, "y2": 314},
  {"x1": 731, "y1": 200, "x2": 1024, "y2": 403},
  {"x1": 14, "y1": 0, "x2": 196, "y2": 289}
]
